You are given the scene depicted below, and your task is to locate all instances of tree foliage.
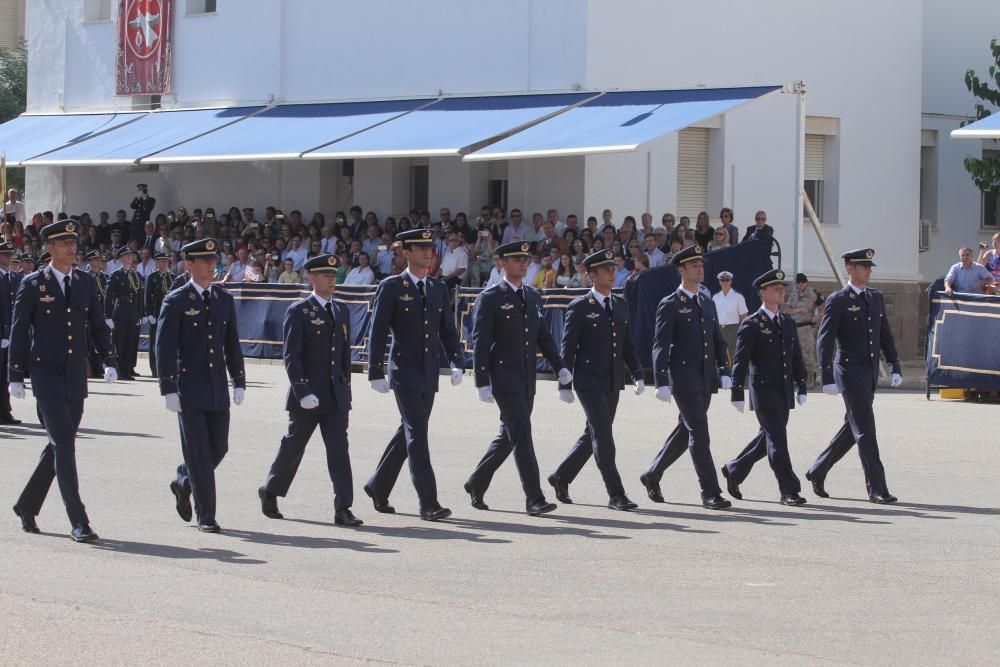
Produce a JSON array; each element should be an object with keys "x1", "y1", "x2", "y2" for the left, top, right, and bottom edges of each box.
[
  {"x1": 963, "y1": 38, "x2": 1000, "y2": 223},
  {"x1": 0, "y1": 41, "x2": 26, "y2": 194}
]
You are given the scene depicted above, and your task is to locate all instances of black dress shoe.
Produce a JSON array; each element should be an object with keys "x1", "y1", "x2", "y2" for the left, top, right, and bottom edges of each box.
[
  {"x1": 608, "y1": 494, "x2": 638, "y2": 511},
  {"x1": 702, "y1": 494, "x2": 732, "y2": 510},
  {"x1": 720, "y1": 465, "x2": 742, "y2": 500},
  {"x1": 780, "y1": 493, "x2": 807, "y2": 506},
  {"x1": 334, "y1": 509, "x2": 364, "y2": 527},
  {"x1": 420, "y1": 506, "x2": 452, "y2": 522},
  {"x1": 169, "y1": 480, "x2": 193, "y2": 522},
  {"x1": 546, "y1": 474, "x2": 572, "y2": 504},
  {"x1": 526, "y1": 499, "x2": 557, "y2": 516},
  {"x1": 463, "y1": 482, "x2": 489, "y2": 510},
  {"x1": 71, "y1": 525, "x2": 99, "y2": 543},
  {"x1": 869, "y1": 493, "x2": 898, "y2": 505},
  {"x1": 804, "y1": 470, "x2": 829, "y2": 498},
  {"x1": 639, "y1": 473, "x2": 665, "y2": 503},
  {"x1": 363, "y1": 485, "x2": 395, "y2": 514},
  {"x1": 12, "y1": 505, "x2": 39, "y2": 534},
  {"x1": 258, "y1": 487, "x2": 283, "y2": 519},
  {"x1": 198, "y1": 521, "x2": 221, "y2": 533},
  {"x1": 0, "y1": 414, "x2": 21, "y2": 425}
]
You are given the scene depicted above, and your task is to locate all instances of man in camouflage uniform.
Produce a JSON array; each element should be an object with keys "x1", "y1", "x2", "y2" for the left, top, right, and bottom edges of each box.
[{"x1": 781, "y1": 273, "x2": 818, "y2": 386}]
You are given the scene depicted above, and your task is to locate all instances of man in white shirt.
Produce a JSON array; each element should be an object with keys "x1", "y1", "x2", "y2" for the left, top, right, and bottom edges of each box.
[
  {"x1": 437, "y1": 232, "x2": 468, "y2": 288},
  {"x1": 282, "y1": 236, "x2": 309, "y2": 272},
  {"x1": 525, "y1": 212, "x2": 545, "y2": 243},
  {"x1": 135, "y1": 248, "x2": 157, "y2": 278},
  {"x1": 320, "y1": 225, "x2": 338, "y2": 255},
  {"x1": 525, "y1": 254, "x2": 543, "y2": 286},
  {"x1": 712, "y1": 270, "x2": 748, "y2": 365},
  {"x1": 343, "y1": 252, "x2": 376, "y2": 285},
  {"x1": 549, "y1": 209, "x2": 565, "y2": 237},
  {"x1": 3, "y1": 189, "x2": 25, "y2": 225},
  {"x1": 223, "y1": 248, "x2": 249, "y2": 283},
  {"x1": 643, "y1": 233, "x2": 666, "y2": 269},
  {"x1": 501, "y1": 209, "x2": 529, "y2": 244}
]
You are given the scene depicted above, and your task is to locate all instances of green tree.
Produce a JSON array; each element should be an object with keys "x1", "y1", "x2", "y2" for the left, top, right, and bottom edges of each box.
[
  {"x1": 0, "y1": 40, "x2": 27, "y2": 194},
  {"x1": 963, "y1": 37, "x2": 1000, "y2": 226}
]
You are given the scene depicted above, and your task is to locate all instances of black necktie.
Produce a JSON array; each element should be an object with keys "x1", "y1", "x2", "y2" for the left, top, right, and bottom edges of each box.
[
  {"x1": 516, "y1": 288, "x2": 526, "y2": 312},
  {"x1": 417, "y1": 280, "x2": 425, "y2": 304},
  {"x1": 63, "y1": 275, "x2": 71, "y2": 303},
  {"x1": 325, "y1": 302, "x2": 334, "y2": 321},
  {"x1": 202, "y1": 289, "x2": 211, "y2": 312},
  {"x1": 604, "y1": 296, "x2": 613, "y2": 321},
  {"x1": 860, "y1": 289, "x2": 869, "y2": 307}
]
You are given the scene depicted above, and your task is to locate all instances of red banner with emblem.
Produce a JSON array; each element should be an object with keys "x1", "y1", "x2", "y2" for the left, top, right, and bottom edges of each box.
[{"x1": 115, "y1": 0, "x2": 173, "y2": 95}]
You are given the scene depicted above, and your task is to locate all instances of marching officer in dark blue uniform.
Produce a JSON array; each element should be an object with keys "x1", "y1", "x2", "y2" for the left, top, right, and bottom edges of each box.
[
  {"x1": 721, "y1": 269, "x2": 809, "y2": 505},
  {"x1": 464, "y1": 241, "x2": 568, "y2": 515},
  {"x1": 365, "y1": 228, "x2": 464, "y2": 522},
  {"x1": 548, "y1": 249, "x2": 644, "y2": 511},
  {"x1": 8, "y1": 220, "x2": 118, "y2": 542},
  {"x1": 86, "y1": 251, "x2": 110, "y2": 379},
  {"x1": 640, "y1": 244, "x2": 733, "y2": 509},
  {"x1": 144, "y1": 251, "x2": 172, "y2": 378},
  {"x1": 258, "y1": 254, "x2": 362, "y2": 526},
  {"x1": 806, "y1": 248, "x2": 902, "y2": 504},
  {"x1": 0, "y1": 241, "x2": 15, "y2": 424},
  {"x1": 157, "y1": 238, "x2": 247, "y2": 533},
  {"x1": 105, "y1": 247, "x2": 144, "y2": 380}
]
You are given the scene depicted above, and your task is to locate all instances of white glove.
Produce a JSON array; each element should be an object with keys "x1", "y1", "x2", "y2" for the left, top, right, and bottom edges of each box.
[
  {"x1": 477, "y1": 385, "x2": 494, "y2": 403},
  {"x1": 822, "y1": 383, "x2": 840, "y2": 395},
  {"x1": 148, "y1": 316, "x2": 157, "y2": 324},
  {"x1": 233, "y1": 387, "x2": 245, "y2": 405},
  {"x1": 655, "y1": 386, "x2": 672, "y2": 403},
  {"x1": 732, "y1": 400, "x2": 745, "y2": 413},
  {"x1": 9, "y1": 382, "x2": 25, "y2": 399},
  {"x1": 558, "y1": 389, "x2": 575, "y2": 404},
  {"x1": 164, "y1": 393, "x2": 182, "y2": 413},
  {"x1": 300, "y1": 394, "x2": 320, "y2": 410},
  {"x1": 0, "y1": 339, "x2": 7, "y2": 349},
  {"x1": 105, "y1": 318, "x2": 114, "y2": 329},
  {"x1": 797, "y1": 394, "x2": 807, "y2": 407},
  {"x1": 136, "y1": 319, "x2": 143, "y2": 326},
  {"x1": 557, "y1": 368, "x2": 573, "y2": 385},
  {"x1": 891, "y1": 373, "x2": 903, "y2": 388},
  {"x1": 634, "y1": 378, "x2": 645, "y2": 396},
  {"x1": 450, "y1": 365, "x2": 463, "y2": 386},
  {"x1": 370, "y1": 378, "x2": 390, "y2": 394},
  {"x1": 103, "y1": 367, "x2": 118, "y2": 383},
  {"x1": 720, "y1": 375, "x2": 733, "y2": 390}
]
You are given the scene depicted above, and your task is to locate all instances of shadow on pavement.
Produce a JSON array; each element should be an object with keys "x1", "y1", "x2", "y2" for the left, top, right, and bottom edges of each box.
[
  {"x1": 93, "y1": 538, "x2": 266, "y2": 564},
  {"x1": 828, "y1": 498, "x2": 998, "y2": 517},
  {"x1": 85, "y1": 391, "x2": 143, "y2": 397},
  {"x1": 222, "y1": 527, "x2": 398, "y2": 554},
  {"x1": 444, "y1": 512, "x2": 630, "y2": 540},
  {"x1": 646, "y1": 501, "x2": 892, "y2": 526},
  {"x1": 77, "y1": 427, "x2": 161, "y2": 439},
  {"x1": 534, "y1": 508, "x2": 719, "y2": 535},
  {"x1": 287, "y1": 516, "x2": 511, "y2": 545},
  {"x1": 0, "y1": 423, "x2": 160, "y2": 439}
]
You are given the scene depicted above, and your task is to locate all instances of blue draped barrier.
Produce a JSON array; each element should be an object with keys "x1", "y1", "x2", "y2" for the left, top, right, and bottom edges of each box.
[{"x1": 926, "y1": 278, "x2": 1000, "y2": 391}]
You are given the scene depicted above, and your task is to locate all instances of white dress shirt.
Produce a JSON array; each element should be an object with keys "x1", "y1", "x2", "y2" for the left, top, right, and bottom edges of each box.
[{"x1": 712, "y1": 288, "x2": 749, "y2": 326}]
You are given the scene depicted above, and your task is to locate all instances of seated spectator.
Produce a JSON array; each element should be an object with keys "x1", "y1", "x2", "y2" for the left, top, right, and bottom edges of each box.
[
  {"x1": 244, "y1": 259, "x2": 266, "y2": 283},
  {"x1": 437, "y1": 231, "x2": 468, "y2": 288},
  {"x1": 470, "y1": 229, "x2": 496, "y2": 287},
  {"x1": 555, "y1": 254, "x2": 576, "y2": 287},
  {"x1": 525, "y1": 253, "x2": 543, "y2": 286},
  {"x1": 343, "y1": 252, "x2": 375, "y2": 285},
  {"x1": 614, "y1": 255, "x2": 630, "y2": 288},
  {"x1": 694, "y1": 211, "x2": 714, "y2": 248},
  {"x1": 712, "y1": 271, "x2": 748, "y2": 365},
  {"x1": 375, "y1": 234, "x2": 395, "y2": 278},
  {"x1": 978, "y1": 232, "x2": 1000, "y2": 282},
  {"x1": 643, "y1": 233, "x2": 666, "y2": 268},
  {"x1": 944, "y1": 247, "x2": 995, "y2": 296},
  {"x1": 277, "y1": 258, "x2": 300, "y2": 283},
  {"x1": 222, "y1": 248, "x2": 249, "y2": 283},
  {"x1": 741, "y1": 210, "x2": 773, "y2": 242},
  {"x1": 708, "y1": 227, "x2": 730, "y2": 251},
  {"x1": 573, "y1": 259, "x2": 591, "y2": 288},
  {"x1": 665, "y1": 238, "x2": 684, "y2": 262},
  {"x1": 719, "y1": 207, "x2": 739, "y2": 245},
  {"x1": 335, "y1": 253, "x2": 350, "y2": 283},
  {"x1": 683, "y1": 229, "x2": 696, "y2": 248},
  {"x1": 485, "y1": 257, "x2": 503, "y2": 288},
  {"x1": 534, "y1": 254, "x2": 556, "y2": 289}
]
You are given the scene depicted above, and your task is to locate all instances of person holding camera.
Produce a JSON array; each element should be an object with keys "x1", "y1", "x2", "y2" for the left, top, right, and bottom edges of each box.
[
  {"x1": 129, "y1": 184, "x2": 156, "y2": 243},
  {"x1": 471, "y1": 220, "x2": 497, "y2": 287},
  {"x1": 977, "y1": 234, "x2": 1000, "y2": 285}
]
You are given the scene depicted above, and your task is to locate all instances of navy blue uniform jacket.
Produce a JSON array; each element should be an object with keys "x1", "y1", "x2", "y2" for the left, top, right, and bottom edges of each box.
[
  {"x1": 367, "y1": 274, "x2": 463, "y2": 392},
  {"x1": 105, "y1": 268, "x2": 144, "y2": 320},
  {"x1": 8, "y1": 268, "x2": 116, "y2": 399},
  {"x1": 156, "y1": 282, "x2": 246, "y2": 411},
  {"x1": 283, "y1": 296, "x2": 352, "y2": 414},
  {"x1": 731, "y1": 310, "x2": 807, "y2": 410},
  {"x1": 651, "y1": 289, "x2": 729, "y2": 392},
  {"x1": 561, "y1": 293, "x2": 642, "y2": 392},
  {"x1": 471, "y1": 282, "x2": 562, "y2": 395},
  {"x1": 817, "y1": 285, "x2": 901, "y2": 394}
]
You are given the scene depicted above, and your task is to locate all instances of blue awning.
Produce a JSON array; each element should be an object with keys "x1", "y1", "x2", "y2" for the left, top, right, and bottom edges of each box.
[
  {"x1": 144, "y1": 99, "x2": 433, "y2": 163},
  {"x1": 0, "y1": 111, "x2": 146, "y2": 166},
  {"x1": 302, "y1": 93, "x2": 595, "y2": 160},
  {"x1": 951, "y1": 114, "x2": 1000, "y2": 140},
  {"x1": 26, "y1": 106, "x2": 263, "y2": 166},
  {"x1": 464, "y1": 86, "x2": 782, "y2": 160}
]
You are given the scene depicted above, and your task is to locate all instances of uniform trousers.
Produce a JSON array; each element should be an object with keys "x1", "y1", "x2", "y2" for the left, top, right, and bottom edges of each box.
[
  {"x1": 113, "y1": 316, "x2": 139, "y2": 375},
  {"x1": 175, "y1": 408, "x2": 230, "y2": 524},
  {"x1": 807, "y1": 390, "x2": 889, "y2": 496},
  {"x1": 366, "y1": 390, "x2": 439, "y2": 511},
  {"x1": 466, "y1": 392, "x2": 544, "y2": 504},
  {"x1": 723, "y1": 408, "x2": 801, "y2": 495},
  {"x1": 263, "y1": 411, "x2": 353, "y2": 511},
  {"x1": 147, "y1": 322, "x2": 159, "y2": 377},
  {"x1": 552, "y1": 390, "x2": 626, "y2": 497},
  {"x1": 0, "y1": 348, "x2": 11, "y2": 415},
  {"x1": 15, "y1": 397, "x2": 89, "y2": 528},
  {"x1": 644, "y1": 390, "x2": 722, "y2": 498}
]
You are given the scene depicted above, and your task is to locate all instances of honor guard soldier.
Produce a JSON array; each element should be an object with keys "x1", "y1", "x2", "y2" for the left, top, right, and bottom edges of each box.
[
  {"x1": 805, "y1": 248, "x2": 902, "y2": 504},
  {"x1": 144, "y1": 252, "x2": 172, "y2": 378},
  {"x1": 157, "y1": 238, "x2": 247, "y2": 533},
  {"x1": 640, "y1": 244, "x2": 733, "y2": 510},
  {"x1": 721, "y1": 270, "x2": 809, "y2": 505},
  {"x1": 129, "y1": 183, "x2": 156, "y2": 242},
  {"x1": 464, "y1": 241, "x2": 568, "y2": 515},
  {"x1": 105, "y1": 247, "x2": 144, "y2": 380},
  {"x1": 365, "y1": 228, "x2": 464, "y2": 522},
  {"x1": 0, "y1": 241, "x2": 16, "y2": 424},
  {"x1": 38, "y1": 251, "x2": 50, "y2": 269},
  {"x1": 85, "y1": 251, "x2": 111, "y2": 379},
  {"x1": 258, "y1": 254, "x2": 362, "y2": 526},
  {"x1": 548, "y1": 249, "x2": 644, "y2": 511},
  {"x1": 8, "y1": 220, "x2": 118, "y2": 542}
]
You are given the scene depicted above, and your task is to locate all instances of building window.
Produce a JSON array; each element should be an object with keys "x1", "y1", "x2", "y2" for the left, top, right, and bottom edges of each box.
[
  {"x1": 84, "y1": 0, "x2": 112, "y2": 22},
  {"x1": 676, "y1": 127, "x2": 709, "y2": 220},
  {"x1": 803, "y1": 133, "x2": 826, "y2": 221},
  {"x1": 186, "y1": 0, "x2": 217, "y2": 15},
  {"x1": 486, "y1": 161, "x2": 509, "y2": 211},
  {"x1": 410, "y1": 161, "x2": 428, "y2": 213},
  {"x1": 982, "y1": 150, "x2": 999, "y2": 230}
]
